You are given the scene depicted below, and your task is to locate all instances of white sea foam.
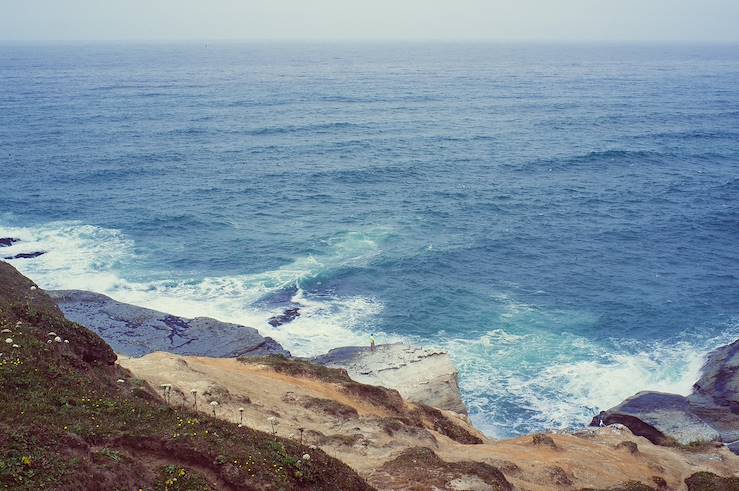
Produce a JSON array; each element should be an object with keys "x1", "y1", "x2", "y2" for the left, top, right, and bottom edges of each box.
[
  {"x1": 446, "y1": 324, "x2": 739, "y2": 438},
  {"x1": 0, "y1": 221, "x2": 390, "y2": 356}
]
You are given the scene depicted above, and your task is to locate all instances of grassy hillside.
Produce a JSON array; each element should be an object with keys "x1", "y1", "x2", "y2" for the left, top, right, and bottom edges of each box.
[{"x1": 0, "y1": 261, "x2": 372, "y2": 491}]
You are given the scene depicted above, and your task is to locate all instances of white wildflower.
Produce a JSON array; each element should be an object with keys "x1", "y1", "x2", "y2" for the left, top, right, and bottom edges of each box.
[
  {"x1": 54, "y1": 336, "x2": 62, "y2": 343},
  {"x1": 4, "y1": 338, "x2": 12, "y2": 344},
  {"x1": 267, "y1": 416, "x2": 276, "y2": 422},
  {"x1": 47, "y1": 332, "x2": 56, "y2": 337},
  {"x1": 12, "y1": 344, "x2": 20, "y2": 348},
  {"x1": 64, "y1": 339, "x2": 69, "y2": 344},
  {"x1": 117, "y1": 379, "x2": 125, "y2": 383},
  {"x1": 190, "y1": 389, "x2": 197, "y2": 394},
  {"x1": 210, "y1": 401, "x2": 219, "y2": 407},
  {"x1": 302, "y1": 454, "x2": 310, "y2": 461},
  {"x1": 0, "y1": 329, "x2": 11, "y2": 333},
  {"x1": 309, "y1": 445, "x2": 317, "y2": 450},
  {"x1": 30, "y1": 286, "x2": 37, "y2": 290},
  {"x1": 47, "y1": 340, "x2": 52, "y2": 344}
]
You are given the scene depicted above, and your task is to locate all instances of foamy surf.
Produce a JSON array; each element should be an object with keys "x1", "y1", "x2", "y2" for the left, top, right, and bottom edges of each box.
[
  {"x1": 0, "y1": 220, "x2": 392, "y2": 356},
  {"x1": 446, "y1": 324, "x2": 739, "y2": 438}
]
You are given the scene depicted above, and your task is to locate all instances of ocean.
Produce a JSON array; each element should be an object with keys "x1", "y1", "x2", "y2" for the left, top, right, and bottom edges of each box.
[{"x1": 1, "y1": 42, "x2": 738, "y2": 438}]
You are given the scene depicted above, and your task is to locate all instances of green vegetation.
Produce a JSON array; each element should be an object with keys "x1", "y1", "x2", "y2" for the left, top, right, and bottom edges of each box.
[{"x1": 0, "y1": 262, "x2": 372, "y2": 490}]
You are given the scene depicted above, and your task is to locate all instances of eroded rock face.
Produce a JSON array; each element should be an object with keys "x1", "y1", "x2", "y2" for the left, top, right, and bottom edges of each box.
[
  {"x1": 312, "y1": 343, "x2": 467, "y2": 415},
  {"x1": 49, "y1": 290, "x2": 289, "y2": 358}
]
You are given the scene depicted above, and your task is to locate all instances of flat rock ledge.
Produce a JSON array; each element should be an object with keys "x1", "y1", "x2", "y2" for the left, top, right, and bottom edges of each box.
[
  {"x1": 312, "y1": 343, "x2": 467, "y2": 415},
  {"x1": 593, "y1": 338, "x2": 739, "y2": 454},
  {"x1": 49, "y1": 290, "x2": 289, "y2": 358}
]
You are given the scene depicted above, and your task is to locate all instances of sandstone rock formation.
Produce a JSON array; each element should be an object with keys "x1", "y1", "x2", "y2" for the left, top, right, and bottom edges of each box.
[
  {"x1": 312, "y1": 343, "x2": 467, "y2": 415},
  {"x1": 120, "y1": 351, "x2": 739, "y2": 490}
]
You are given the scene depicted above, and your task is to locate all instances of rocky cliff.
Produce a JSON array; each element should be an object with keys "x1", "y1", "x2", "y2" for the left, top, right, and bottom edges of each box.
[{"x1": 0, "y1": 261, "x2": 369, "y2": 490}]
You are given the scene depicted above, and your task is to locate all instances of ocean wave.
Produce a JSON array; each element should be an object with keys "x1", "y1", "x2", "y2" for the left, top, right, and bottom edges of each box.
[
  {"x1": 245, "y1": 121, "x2": 369, "y2": 136},
  {"x1": 446, "y1": 321, "x2": 739, "y2": 438},
  {"x1": 511, "y1": 149, "x2": 670, "y2": 173}
]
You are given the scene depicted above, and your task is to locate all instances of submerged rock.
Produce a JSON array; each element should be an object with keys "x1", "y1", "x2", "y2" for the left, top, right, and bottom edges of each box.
[
  {"x1": 4, "y1": 251, "x2": 46, "y2": 259},
  {"x1": 312, "y1": 343, "x2": 467, "y2": 415},
  {"x1": 48, "y1": 290, "x2": 290, "y2": 358},
  {"x1": 0, "y1": 237, "x2": 20, "y2": 247},
  {"x1": 268, "y1": 307, "x2": 300, "y2": 327}
]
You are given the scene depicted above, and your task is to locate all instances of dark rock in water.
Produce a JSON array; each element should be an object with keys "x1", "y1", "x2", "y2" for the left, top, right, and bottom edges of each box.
[
  {"x1": 48, "y1": 290, "x2": 290, "y2": 359},
  {"x1": 268, "y1": 307, "x2": 300, "y2": 327},
  {"x1": 0, "y1": 237, "x2": 20, "y2": 247},
  {"x1": 688, "y1": 339, "x2": 739, "y2": 444},
  {"x1": 4, "y1": 251, "x2": 46, "y2": 259},
  {"x1": 591, "y1": 392, "x2": 720, "y2": 446}
]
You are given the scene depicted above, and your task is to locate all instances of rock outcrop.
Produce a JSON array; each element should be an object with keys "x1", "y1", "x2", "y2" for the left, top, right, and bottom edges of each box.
[
  {"x1": 689, "y1": 339, "x2": 739, "y2": 445},
  {"x1": 119, "y1": 351, "x2": 739, "y2": 491},
  {"x1": 312, "y1": 343, "x2": 467, "y2": 415},
  {"x1": 593, "y1": 338, "x2": 739, "y2": 453},
  {"x1": 592, "y1": 392, "x2": 720, "y2": 446},
  {"x1": 49, "y1": 290, "x2": 289, "y2": 358}
]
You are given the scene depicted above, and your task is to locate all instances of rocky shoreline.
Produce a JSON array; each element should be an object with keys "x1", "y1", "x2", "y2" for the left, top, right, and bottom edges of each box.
[
  {"x1": 49, "y1": 289, "x2": 469, "y2": 417},
  {"x1": 6, "y1": 235, "x2": 739, "y2": 457},
  {"x1": 50, "y1": 285, "x2": 739, "y2": 459},
  {"x1": 2, "y1": 260, "x2": 739, "y2": 489}
]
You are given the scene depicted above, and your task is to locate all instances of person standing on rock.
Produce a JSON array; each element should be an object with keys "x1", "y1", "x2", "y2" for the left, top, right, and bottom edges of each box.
[{"x1": 370, "y1": 333, "x2": 376, "y2": 352}]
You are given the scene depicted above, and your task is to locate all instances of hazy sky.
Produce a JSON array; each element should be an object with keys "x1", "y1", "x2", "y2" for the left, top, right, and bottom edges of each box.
[{"x1": 2, "y1": 0, "x2": 738, "y2": 42}]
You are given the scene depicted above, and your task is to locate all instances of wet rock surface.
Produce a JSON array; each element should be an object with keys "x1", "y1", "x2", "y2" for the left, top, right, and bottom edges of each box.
[
  {"x1": 49, "y1": 290, "x2": 290, "y2": 358},
  {"x1": 0, "y1": 237, "x2": 20, "y2": 247},
  {"x1": 267, "y1": 307, "x2": 300, "y2": 327},
  {"x1": 592, "y1": 392, "x2": 720, "y2": 446},
  {"x1": 4, "y1": 251, "x2": 46, "y2": 259},
  {"x1": 594, "y1": 338, "x2": 739, "y2": 453}
]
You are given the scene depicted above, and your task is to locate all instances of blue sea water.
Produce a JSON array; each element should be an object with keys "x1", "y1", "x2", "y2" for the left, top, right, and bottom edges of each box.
[{"x1": 1, "y1": 42, "x2": 738, "y2": 437}]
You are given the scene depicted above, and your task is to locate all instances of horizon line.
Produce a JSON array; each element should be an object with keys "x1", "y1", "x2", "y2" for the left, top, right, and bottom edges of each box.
[{"x1": 2, "y1": 38, "x2": 739, "y2": 44}]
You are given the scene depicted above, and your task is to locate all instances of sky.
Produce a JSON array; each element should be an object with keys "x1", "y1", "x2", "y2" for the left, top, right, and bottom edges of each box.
[{"x1": 1, "y1": 0, "x2": 738, "y2": 42}]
